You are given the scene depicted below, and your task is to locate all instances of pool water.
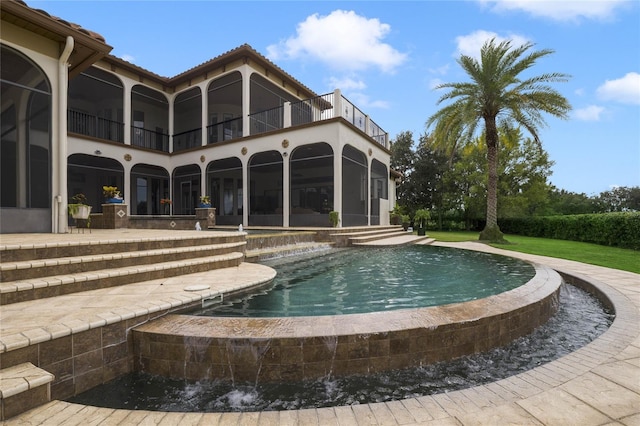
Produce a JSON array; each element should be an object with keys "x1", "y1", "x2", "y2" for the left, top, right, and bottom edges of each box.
[
  {"x1": 67, "y1": 283, "x2": 613, "y2": 411},
  {"x1": 195, "y1": 246, "x2": 536, "y2": 317}
]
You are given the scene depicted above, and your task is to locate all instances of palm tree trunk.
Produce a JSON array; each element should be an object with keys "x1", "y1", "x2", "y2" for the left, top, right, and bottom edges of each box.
[{"x1": 480, "y1": 117, "x2": 505, "y2": 242}]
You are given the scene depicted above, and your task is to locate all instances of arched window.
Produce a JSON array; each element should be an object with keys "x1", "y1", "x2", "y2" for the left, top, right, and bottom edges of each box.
[
  {"x1": 249, "y1": 151, "x2": 283, "y2": 226},
  {"x1": 1, "y1": 44, "x2": 52, "y2": 232},
  {"x1": 207, "y1": 157, "x2": 243, "y2": 225},
  {"x1": 290, "y1": 143, "x2": 334, "y2": 226},
  {"x1": 342, "y1": 145, "x2": 368, "y2": 226}
]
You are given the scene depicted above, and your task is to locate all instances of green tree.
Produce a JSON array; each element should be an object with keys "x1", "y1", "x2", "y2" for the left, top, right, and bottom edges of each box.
[
  {"x1": 390, "y1": 131, "x2": 416, "y2": 204},
  {"x1": 426, "y1": 38, "x2": 571, "y2": 242},
  {"x1": 596, "y1": 186, "x2": 640, "y2": 212}
]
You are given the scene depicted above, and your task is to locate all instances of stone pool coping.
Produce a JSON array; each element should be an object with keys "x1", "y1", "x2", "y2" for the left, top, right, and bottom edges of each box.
[{"x1": 3, "y1": 236, "x2": 639, "y2": 425}]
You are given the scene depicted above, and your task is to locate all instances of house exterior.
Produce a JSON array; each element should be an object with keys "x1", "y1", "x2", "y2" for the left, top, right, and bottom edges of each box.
[{"x1": 1, "y1": 0, "x2": 397, "y2": 233}]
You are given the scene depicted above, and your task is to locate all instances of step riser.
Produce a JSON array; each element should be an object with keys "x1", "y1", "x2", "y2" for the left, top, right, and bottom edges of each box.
[
  {"x1": 0, "y1": 235, "x2": 245, "y2": 263},
  {"x1": 0, "y1": 244, "x2": 245, "y2": 282},
  {"x1": 0, "y1": 254, "x2": 243, "y2": 306}
]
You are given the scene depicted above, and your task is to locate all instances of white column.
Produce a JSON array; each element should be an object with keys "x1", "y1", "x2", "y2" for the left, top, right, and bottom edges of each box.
[
  {"x1": 282, "y1": 152, "x2": 290, "y2": 227},
  {"x1": 242, "y1": 157, "x2": 249, "y2": 227},
  {"x1": 334, "y1": 142, "x2": 342, "y2": 227},
  {"x1": 123, "y1": 81, "x2": 132, "y2": 145},
  {"x1": 201, "y1": 82, "x2": 208, "y2": 147},
  {"x1": 283, "y1": 102, "x2": 292, "y2": 128},
  {"x1": 241, "y1": 66, "x2": 252, "y2": 137}
]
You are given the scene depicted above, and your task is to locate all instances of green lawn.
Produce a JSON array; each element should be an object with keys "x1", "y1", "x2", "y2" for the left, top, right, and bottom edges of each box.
[{"x1": 426, "y1": 231, "x2": 640, "y2": 274}]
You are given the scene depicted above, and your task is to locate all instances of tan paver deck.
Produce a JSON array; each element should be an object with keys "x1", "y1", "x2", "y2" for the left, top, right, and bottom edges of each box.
[{"x1": 1, "y1": 231, "x2": 639, "y2": 425}]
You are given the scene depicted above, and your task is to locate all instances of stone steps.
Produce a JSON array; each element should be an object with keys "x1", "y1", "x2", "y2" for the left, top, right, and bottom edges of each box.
[
  {"x1": 0, "y1": 363, "x2": 54, "y2": 421},
  {"x1": 328, "y1": 226, "x2": 406, "y2": 246},
  {"x1": 0, "y1": 241, "x2": 246, "y2": 282},
  {"x1": 0, "y1": 230, "x2": 252, "y2": 419},
  {"x1": 0, "y1": 233, "x2": 246, "y2": 263},
  {"x1": 0, "y1": 251, "x2": 245, "y2": 305}
]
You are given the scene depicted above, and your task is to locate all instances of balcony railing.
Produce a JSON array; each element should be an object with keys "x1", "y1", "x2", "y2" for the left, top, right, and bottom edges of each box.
[
  {"x1": 172, "y1": 128, "x2": 201, "y2": 152},
  {"x1": 248, "y1": 92, "x2": 388, "y2": 148},
  {"x1": 131, "y1": 127, "x2": 170, "y2": 152},
  {"x1": 248, "y1": 106, "x2": 284, "y2": 136},
  {"x1": 68, "y1": 90, "x2": 387, "y2": 151},
  {"x1": 207, "y1": 117, "x2": 243, "y2": 144},
  {"x1": 68, "y1": 109, "x2": 124, "y2": 143}
]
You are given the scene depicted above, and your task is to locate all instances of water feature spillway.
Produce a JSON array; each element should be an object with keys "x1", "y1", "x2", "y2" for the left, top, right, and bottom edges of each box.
[
  {"x1": 132, "y1": 246, "x2": 563, "y2": 383},
  {"x1": 68, "y1": 283, "x2": 613, "y2": 412}
]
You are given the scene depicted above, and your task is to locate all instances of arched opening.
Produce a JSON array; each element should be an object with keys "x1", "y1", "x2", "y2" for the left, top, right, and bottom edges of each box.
[
  {"x1": 207, "y1": 72, "x2": 243, "y2": 143},
  {"x1": 206, "y1": 157, "x2": 243, "y2": 225},
  {"x1": 67, "y1": 154, "x2": 124, "y2": 213},
  {"x1": 130, "y1": 164, "x2": 170, "y2": 215},
  {"x1": 0, "y1": 44, "x2": 52, "y2": 232},
  {"x1": 290, "y1": 143, "x2": 334, "y2": 226},
  {"x1": 342, "y1": 145, "x2": 368, "y2": 226},
  {"x1": 68, "y1": 66, "x2": 124, "y2": 143},
  {"x1": 173, "y1": 87, "x2": 202, "y2": 152},
  {"x1": 370, "y1": 159, "x2": 388, "y2": 225},
  {"x1": 131, "y1": 85, "x2": 169, "y2": 151},
  {"x1": 249, "y1": 151, "x2": 282, "y2": 226},
  {"x1": 172, "y1": 164, "x2": 201, "y2": 215}
]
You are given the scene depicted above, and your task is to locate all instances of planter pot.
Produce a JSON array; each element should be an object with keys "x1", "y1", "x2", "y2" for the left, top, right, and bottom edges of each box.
[
  {"x1": 199, "y1": 203, "x2": 212, "y2": 208},
  {"x1": 71, "y1": 205, "x2": 92, "y2": 220},
  {"x1": 417, "y1": 227, "x2": 426, "y2": 236},
  {"x1": 105, "y1": 198, "x2": 123, "y2": 204}
]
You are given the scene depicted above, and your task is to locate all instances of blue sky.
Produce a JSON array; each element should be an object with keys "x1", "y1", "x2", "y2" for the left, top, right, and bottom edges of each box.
[{"x1": 30, "y1": 0, "x2": 640, "y2": 196}]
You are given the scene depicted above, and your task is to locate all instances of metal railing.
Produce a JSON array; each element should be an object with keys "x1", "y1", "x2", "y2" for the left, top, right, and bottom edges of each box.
[
  {"x1": 207, "y1": 117, "x2": 243, "y2": 144},
  {"x1": 68, "y1": 109, "x2": 124, "y2": 143},
  {"x1": 248, "y1": 106, "x2": 284, "y2": 136},
  {"x1": 131, "y1": 127, "x2": 169, "y2": 152},
  {"x1": 290, "y1": 93, "x2": 335, "y2": 126},
  {"x1": 172, "y1": 128, "x2": 201, "y2": 152}
]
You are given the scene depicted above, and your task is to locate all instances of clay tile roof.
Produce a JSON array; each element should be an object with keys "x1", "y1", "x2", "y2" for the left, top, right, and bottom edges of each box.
[{"x1": 2, "y1": 0, "x2": 112, "y2": 76}]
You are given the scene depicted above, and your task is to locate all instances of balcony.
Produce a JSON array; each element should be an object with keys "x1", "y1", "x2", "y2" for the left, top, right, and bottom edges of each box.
[
  {"x1": 249, "y1": 92, "x2": 388, "y2": 149},
  {"x1": 67, "y1": 90, "x2": 388, "y2": 151},
  {"x1": 131, "y1": 127, "x2": 170, "y2": 152},
  {"x1": 68, "y1": 109, "x2": 124, "y2": 143}
]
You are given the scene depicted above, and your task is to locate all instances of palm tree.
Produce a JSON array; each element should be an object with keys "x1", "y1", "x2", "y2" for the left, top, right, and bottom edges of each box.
[{"x1": 426, "y1": 38, "x2": 571, "y2": 242}]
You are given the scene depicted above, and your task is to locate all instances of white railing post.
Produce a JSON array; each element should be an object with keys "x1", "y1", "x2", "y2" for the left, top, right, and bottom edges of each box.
[
  {"x1": 283, "y1": 101, "x2": 291, "y2": 128},
  {"x1": 333, "y1": 89, "x2": 342, "y2": 120}
]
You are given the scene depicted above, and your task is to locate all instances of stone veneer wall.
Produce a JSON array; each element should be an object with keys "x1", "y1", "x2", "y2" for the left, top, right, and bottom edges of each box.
[
  {"x1": 132, "y1": 264, "x2": 563, "y2": 383},
  {"x1": 0, "y1": 302, "x2": 201, "y2": 401}
]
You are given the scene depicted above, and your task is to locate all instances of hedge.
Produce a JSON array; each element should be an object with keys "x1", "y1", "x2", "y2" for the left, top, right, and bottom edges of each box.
[{"x1": 499, "y1": 212, "x2": 640, "y2": 250}]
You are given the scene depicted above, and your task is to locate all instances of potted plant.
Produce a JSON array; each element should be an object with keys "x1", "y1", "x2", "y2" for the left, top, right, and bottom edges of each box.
[
  {"x1": 401, "y1": 214, "x2": 411, "y2": 231},
  {"x1": 103, "y1": 186, "x2": 123, "y2": 203},
  {"x1": 329, "y1": 211, "x2": 340, "y2": 227},
  {"x1": 414, "y1": 208, "x2": 430, "y2": 236},
  {"x1": 68, "y1": 193, "x2": 91, "y2": 223},
  {"x1": 199, "y1": 195, "x2": 211, "y2": 208},
  {"x1": 160, "y1": 198, "x2": 172, "y2": 214}
]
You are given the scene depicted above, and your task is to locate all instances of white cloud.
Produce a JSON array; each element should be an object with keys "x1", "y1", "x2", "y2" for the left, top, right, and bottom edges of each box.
[
  {"x1": 328, "y1": 76, "x2": 367, "y2": 91},
  {"x1": 596, "y1": 72, "x2": 640, "y2": 105},
  {"x1": 346, "y1": 92, "x2": 390, "y2": 109},
  {"x1": 266, "y1": 10, "x2": 407, "y2": 73},
  {"x1": 477, "y1": 0, "x2": 630, "y2": 22},
  {"x1": 119, "y1": 54, "x2": 135, "y2": 63},
  {"x1": 455, "y1": 30, "x2": 530, "y2": 60},
  {"x1": 573, "y1": 105, "x2": 605, "y2": 121}
]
